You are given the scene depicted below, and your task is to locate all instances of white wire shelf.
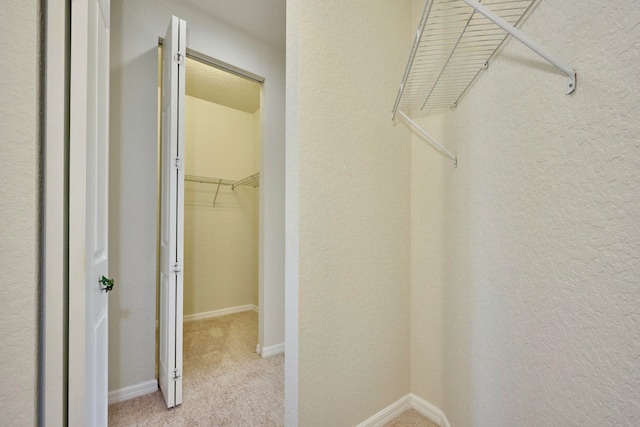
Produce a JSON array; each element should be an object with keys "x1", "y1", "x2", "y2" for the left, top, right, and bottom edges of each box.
[
  {"x1": 393, "y1": 0, "x2": 576, "y2": 167},
  {"x1": 185, "y1": 172, "x2": 259, "y2": 206},
  {"x1": 185, "y1": 175, "x2": 236, "y2": 186},
  {"x1": 185, "y1": 173, "x2": 259, "y2": 188},
  {"x1": 231, "y1": 172, "x2": 259, "y2": 190}
]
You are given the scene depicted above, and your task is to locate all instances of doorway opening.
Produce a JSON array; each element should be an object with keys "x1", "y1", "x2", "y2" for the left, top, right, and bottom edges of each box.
[{"x1": 156, "y1": 44, "x2": 264, "y2": 405}]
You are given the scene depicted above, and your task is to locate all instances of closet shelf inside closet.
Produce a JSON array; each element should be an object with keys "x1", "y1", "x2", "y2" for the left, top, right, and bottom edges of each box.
[
  {"x1": 185, "y1": 173, "x2": 260, "y2": 188},
  {"x1": 185, "y1": 173, "x2": 260, "y2": 206},
  {"x1": 393, "y1": 0, "x2": 576, "y2": 167},
  {"x1": 231, "y1": 172, "x2": 259, "y2": 190},
  {"x1": 185, "y1": 175, "x2": 236, "y2": 186}
]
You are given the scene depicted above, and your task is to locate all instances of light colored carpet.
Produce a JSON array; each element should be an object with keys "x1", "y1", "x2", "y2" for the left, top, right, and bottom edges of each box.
[
  {"x1": 108, "y1": 311, "x2": 284, "y2": 426},
  {"x1": 384, "y1": 409, "x2": 439, "y2": 427},
  {"x1": 108, "y1": 311, "x2": 436, "y2": 426}
]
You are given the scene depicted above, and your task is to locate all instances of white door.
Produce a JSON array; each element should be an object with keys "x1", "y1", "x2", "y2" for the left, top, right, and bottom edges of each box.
[
  {"x1": 159, "y1": 15, "x2": 186, "y2": 409},
  {"x1": 68, "y1": 0, "x2": 111, "y2": 426}
]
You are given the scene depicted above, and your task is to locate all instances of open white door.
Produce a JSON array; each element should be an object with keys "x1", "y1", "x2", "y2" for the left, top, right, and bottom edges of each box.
[
  {"x1": 68, "y1": 0, "x2": 111, "y2": 425},
  {"x1": 159, "y1": 15, "x2": 186, "y2": 409}
]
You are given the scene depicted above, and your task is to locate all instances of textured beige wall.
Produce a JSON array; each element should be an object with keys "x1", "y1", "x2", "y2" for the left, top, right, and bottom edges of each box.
[
  {"x1": 408, "y1": 0, "x2": 446, "y2": 412},
  {"x1": 0, "y1": 0, "x2": 39, "y2": 424},
  {"x1": 294, "y1": 0, "x2": 413, "y2": 425},
  {"x1": 410, "y1": 113, "x2": 447, "y2": 409},
  {"x1": 183, "y1": 96, "x2": 257, "y2": 316},
  {"x1": 411, "y1": 1, "x2": 640, "y2": 425}
]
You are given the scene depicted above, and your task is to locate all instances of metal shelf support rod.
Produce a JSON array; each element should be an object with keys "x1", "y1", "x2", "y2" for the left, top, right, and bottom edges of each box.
[
  {"x1": 461, "y1": 0, "x2": 576, "y2": 94},
  {"x1": 397, "y1": 110, "x2": 457, "y2": 168},
  {"x1": 212, "y1": 180, "x2": 222, "y2": 207}
]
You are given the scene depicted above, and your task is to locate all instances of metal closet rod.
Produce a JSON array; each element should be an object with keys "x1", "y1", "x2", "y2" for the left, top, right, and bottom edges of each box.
[{"x1": 461, "y1": 0, "x2": 576, "y2": 94}]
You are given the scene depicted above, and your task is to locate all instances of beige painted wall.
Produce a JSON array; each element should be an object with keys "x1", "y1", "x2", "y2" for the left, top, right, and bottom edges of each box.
[
  {"x1": 184, "y1": 96, "x2": 258, "y2": 316},
  {"x1": 410, "y1": 1, "x2": 640, "y2": 425},
  {"x1": 410, "y1": 112, "x2": 447, "y2": 409},
  {"x1": 408, "y1": 3, "x2": 446, "y2": 406},
  {"x1": 291, "y1": 0, "x2": 413, "y2": 424},
  {"x1": 0, "y1": 0, "x2": 39, "y2": 424}
]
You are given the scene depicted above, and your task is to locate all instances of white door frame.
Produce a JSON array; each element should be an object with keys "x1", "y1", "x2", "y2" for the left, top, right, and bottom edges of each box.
[{"x1": 42, "y1": 0, "x2": 68, "y2": 425}]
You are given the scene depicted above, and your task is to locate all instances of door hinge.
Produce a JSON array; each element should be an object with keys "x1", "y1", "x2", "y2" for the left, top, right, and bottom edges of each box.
[
  {"x1": 174, "y1": 51, "x2": 184, "y2": 66},
  {"x1": 173, "y1": 262, "x2": 182, "y2": 273},
  {"x1": 174, "y1": 157, "x2": 183, "y2": 170},
  {"x1": 173, "y1": 368, "x2": 181, "y2": 380}
]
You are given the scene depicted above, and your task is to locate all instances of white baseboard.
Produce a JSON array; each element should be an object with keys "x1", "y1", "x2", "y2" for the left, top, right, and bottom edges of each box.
[
  {"x1": 108, "y1": 380, "x2": 158, "y2": 405},
  {"x1": 183, "y1": 304, "x2": 258, "y2": 322},
  {"x1": 260, "y1": 342, "x2": 285, "y2": 358},
  {"x1": 410, "y1": 394, "x2": 450, "y2": 427},
  {"x1": 356, "y1": 395, "x2": 413, "y2": 427},
  {"x1": 356, "y1": 393, "x2": 450, "y2": 427}
]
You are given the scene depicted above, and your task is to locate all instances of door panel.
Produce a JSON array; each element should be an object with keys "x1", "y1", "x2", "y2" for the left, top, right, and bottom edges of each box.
[
  {"x1": 68, "y1": 0, "x2": 110, "y2": 425},
  {"x1": 159, "y1": 15, "x2": 186, "y2": 409}
]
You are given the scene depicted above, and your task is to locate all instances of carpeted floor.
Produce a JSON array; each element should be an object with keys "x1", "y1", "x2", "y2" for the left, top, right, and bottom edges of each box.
[
  {"x1": 109, "y1": 311, "x2": 284, "y2": 426},
  {"x1": 383, "y1": 409, "x2": 439, "y2": 427},
  {"x1": 108, "y1": 311, "x2": 436, "y2": 427}
]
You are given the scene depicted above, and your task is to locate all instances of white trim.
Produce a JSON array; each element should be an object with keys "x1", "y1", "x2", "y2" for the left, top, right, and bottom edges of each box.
[
  {"x1": 43, "y1": 1, "x2": 68, "y2": 425},
  {"x1": 410, "y1": 394, "x2": 450, "y2": 427},
  {"x1": 356, "y1": 395, "x2": 413, "y2": 427},
  {"x1": 183, "y1": 304, "x2": 258, "y2": 322},
  {"x1": 108, "y1": 380, "x2": 158, "y2": 405},
  {"x1": 356, "y1": 394, "x2": 450, "y2": 427},
  {"x1": 441, "y1": 413, "x2": 451, "y2": 427},
  {"x1": 260, "y1": 342, "x2": 285, "y2": 358}
]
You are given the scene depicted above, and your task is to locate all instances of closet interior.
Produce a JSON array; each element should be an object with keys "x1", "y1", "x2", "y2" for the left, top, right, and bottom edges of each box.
[
  {"x1": 182, "y1": 56, "x2": 262, "y2": 325},
  {"x1": 155, "y1": 44, "x2": 264, "y2": 405}
]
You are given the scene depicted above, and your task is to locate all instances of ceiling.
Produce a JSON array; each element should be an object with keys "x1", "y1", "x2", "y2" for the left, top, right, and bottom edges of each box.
[
  {"x1": 159, "y1": 0, "x2": 284, "y2": 113},
  {"x1": 183, "y1": 0, "x2": 286, "y2": 49},
  {"x1": 158, "y1": 49, "x2": 261, "y2": 114},
  {"x1": 186, "y1": 57, "x2": 261, "y2": 114}
]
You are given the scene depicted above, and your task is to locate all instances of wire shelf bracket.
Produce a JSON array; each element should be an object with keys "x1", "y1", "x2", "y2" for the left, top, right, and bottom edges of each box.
[
  {"x1": 231, "y1": 172, "x2": 260, "y2": 190},
  {"x1": 185, "y1": 173, "x2": 259, "y2": 206},
  {"x1": 397, "y1": 110, "x2": 457, "y2": 168},
  {"x1": 392, "y1": 0, "x2": 576, "y2": 167},
  {"x1": 462, "y1": 0, "x2": 576, "y2": 94}
]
